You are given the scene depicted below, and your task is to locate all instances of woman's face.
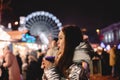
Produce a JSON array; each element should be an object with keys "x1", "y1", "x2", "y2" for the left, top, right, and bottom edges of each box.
[
  {"x1": 57, "y1": 31, "x2": 65, "y2": 51},
  {"x1": 54, "y1": 31, "x2": 65, "y2": 64}
]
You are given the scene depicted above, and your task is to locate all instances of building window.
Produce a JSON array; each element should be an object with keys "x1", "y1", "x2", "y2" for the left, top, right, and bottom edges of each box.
[
  {"x1": 104, "y1": 34, "x2": 108, "y2": 43},
  {"x1": 104, "y1": 31, "x2": 114, "y2": 43}
]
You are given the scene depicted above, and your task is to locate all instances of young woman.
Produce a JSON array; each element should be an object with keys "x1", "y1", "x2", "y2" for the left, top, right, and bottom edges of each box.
[{"x1": 42, "y1": 25, "x2": 88, "y2": 80}]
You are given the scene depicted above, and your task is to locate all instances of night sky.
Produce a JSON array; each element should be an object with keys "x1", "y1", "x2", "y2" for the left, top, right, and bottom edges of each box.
[{"x1": 1, "y1": 0, "x2": 120, "y2": 42}]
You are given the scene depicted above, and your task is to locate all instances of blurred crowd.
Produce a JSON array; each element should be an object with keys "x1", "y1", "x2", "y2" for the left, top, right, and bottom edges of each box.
[{"x1": 0, "y1": 25, "x2": 120, "y2": 80}]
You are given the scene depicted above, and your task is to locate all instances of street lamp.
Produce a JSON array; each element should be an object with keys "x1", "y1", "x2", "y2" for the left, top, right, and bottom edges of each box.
[
  {"x1": 14, "y1": 21, "x2": 18, "y2": 25},
  {"x1": 96, "y1": 29, "x2": 100, "y2": 35}
]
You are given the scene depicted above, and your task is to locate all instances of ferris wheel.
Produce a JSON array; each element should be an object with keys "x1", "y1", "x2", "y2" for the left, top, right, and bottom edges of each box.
[{"x1": 25, "y1": 11, "x2": 62, "y2": 44}]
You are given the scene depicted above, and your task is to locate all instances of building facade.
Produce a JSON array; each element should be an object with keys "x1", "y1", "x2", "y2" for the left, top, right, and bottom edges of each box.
[{"x1": 100, "y1": 22, "x2": 120, "y2": 46}]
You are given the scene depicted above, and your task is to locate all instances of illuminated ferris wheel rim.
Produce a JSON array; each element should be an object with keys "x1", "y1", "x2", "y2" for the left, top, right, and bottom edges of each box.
[
  {"x1": 25, "y1": 11, "x2": 62, "y2": 30},
  {"x1": 25, "y1": 11, "x2": 62, "y2": 44}
]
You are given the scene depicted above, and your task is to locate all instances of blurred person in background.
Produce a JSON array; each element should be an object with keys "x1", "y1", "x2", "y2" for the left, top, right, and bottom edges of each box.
[
  {"x1": 15, "y1": 50, "x2": 22, "y2": 75},
  {"x1": 109, "y1": 45, "x2": 116, "y2": 77},
  {"x1": 2, "y1": 45, "x2": 21, "y2": 80},
  {"x1": 46, "y1": 37, "x2": 58, "y2": 57},
  {"x1": 114, "y1": 46, "x2": 120, "y2": 79},
  {"x1": 0, "y1": 54, "x2": 9, "y2": 80},
  {"x1": 73, "y1": 34, "x2": 94, "y2": 75},
  {"x1": 26, "y1": 50, "x2": 40, "y2": 80},
  {"x1": 36, "y1": 49, "x2": 45, "y2": 80}
]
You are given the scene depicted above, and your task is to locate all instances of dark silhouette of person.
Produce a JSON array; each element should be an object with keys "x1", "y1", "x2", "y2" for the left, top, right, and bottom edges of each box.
[
  {"x1": 16, "y1": 51, "x2": 22, "y2": 74},
  {"x1": 36, "y1": 49, "x2": 44, "y2": 80},
  {"x1": 101, "y1": 48, "x2": 111, "y2": 75},
  {"x1": 0, "y1": 59, "x2": 9, "y2": 80},
  {"x1": 26, "y1": 50, "x2": 40, "y2": 80}
]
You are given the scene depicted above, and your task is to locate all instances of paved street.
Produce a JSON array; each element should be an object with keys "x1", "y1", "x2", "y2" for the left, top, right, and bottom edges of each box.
[{"x1": 90, "y1": 74, "x2": 119, "y2": 80}]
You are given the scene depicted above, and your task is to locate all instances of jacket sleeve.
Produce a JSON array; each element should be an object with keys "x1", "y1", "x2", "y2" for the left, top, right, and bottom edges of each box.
[
  {"x1": 42, "y1": 66, "x2": 60, "y2": 80},
  {"x1": 42, "y1": 64, "x2": 88, "y2": 80},
  {"x1": 68, "y1": 64, "x2": 88, "y2": 80}
]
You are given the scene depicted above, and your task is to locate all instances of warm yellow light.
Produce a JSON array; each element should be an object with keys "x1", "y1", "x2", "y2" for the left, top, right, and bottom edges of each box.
[
  {"x1": 14, "y1": 21, "x2": 18, "y2": 25},
  {"x1": 81, "y1": 28, "x2": 87, "y2": 32},
  {"x1": 96, "y1": 29, "x2": 100, "y2": 32},
  {"x1": 96, "y1": 29, "x2": 100, "y2": 34}
]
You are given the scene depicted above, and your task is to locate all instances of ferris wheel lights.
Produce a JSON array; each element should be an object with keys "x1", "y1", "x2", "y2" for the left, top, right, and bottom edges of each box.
[
  {"x1": 44, "y1": 12, "x2": 49, "y2": 16},
  {"x1": 52, "y1": 16, "x2": 57, "y2": 20},
  {"x1": 26, "y1": 15, "x2": 32, "y2": 21},
  {"x1": 55, "y1": 19, "x2": 59, "y2": 23},
  {"x1": 57, "y1": 23, "x2": 62, "y2": 27},
  {"x1": 36, "y1": 12, "x2": 40, "y2": 16},
  {"x1": 25, "y1": 11, "x2": 62, "y2": 44},
  {"x1": 41, "y1": 11, "x2": 45, "y2": 15},
  {"x1": 48, "y1": 14, "x2": 53, "y2": 18},
  {"x1": 32, "y1": 13, "x2": 37, "y2": 17}
]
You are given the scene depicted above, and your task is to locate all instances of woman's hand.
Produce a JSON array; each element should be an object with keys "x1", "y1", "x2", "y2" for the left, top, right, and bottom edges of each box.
[
  {"x1": 82, "y1": 61, "x2": 88, "y2": 70},
  {"x1": 41, "y1": 56, "x2": 55, "y2": 70}
]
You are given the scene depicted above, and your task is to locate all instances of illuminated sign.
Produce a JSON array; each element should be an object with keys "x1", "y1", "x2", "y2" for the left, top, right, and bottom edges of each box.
[{"x1": 22, "y1": 33, "x2": 36, "y2": 43}]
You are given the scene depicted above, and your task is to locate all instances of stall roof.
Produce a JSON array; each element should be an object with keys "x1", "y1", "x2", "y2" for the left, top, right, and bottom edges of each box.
[{"x1": 7, "y1": 30, "x2": 28, "y2": 41}]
